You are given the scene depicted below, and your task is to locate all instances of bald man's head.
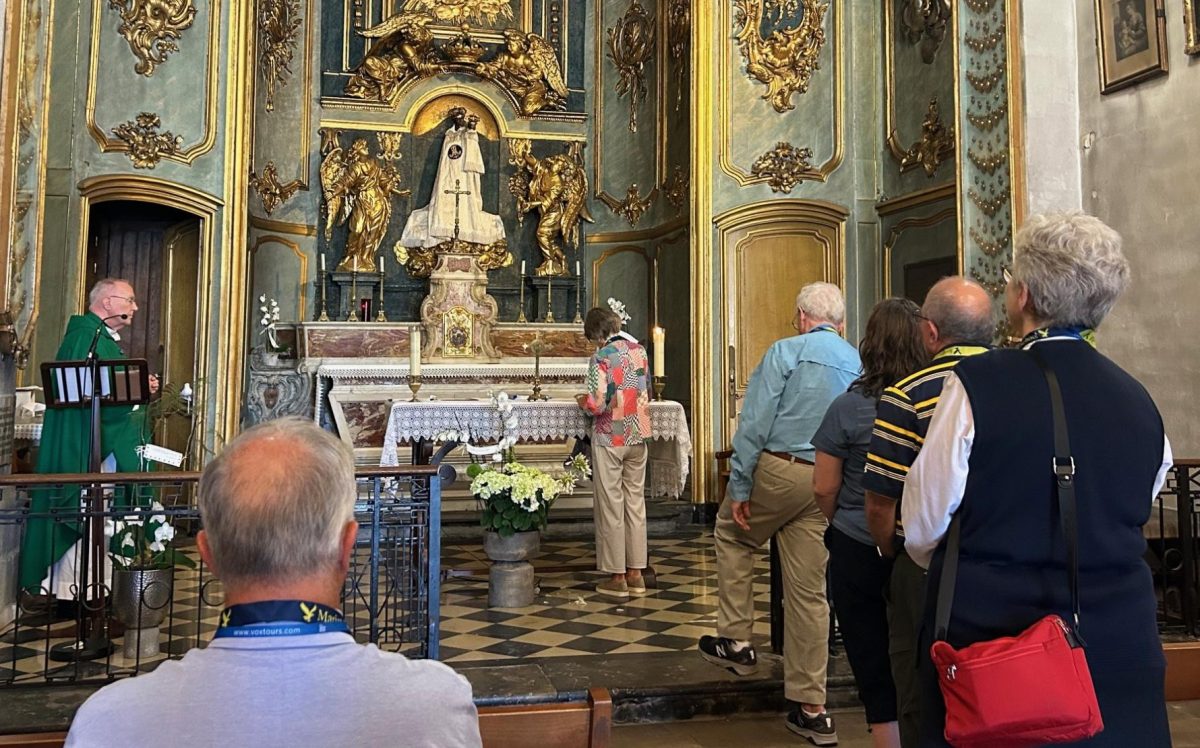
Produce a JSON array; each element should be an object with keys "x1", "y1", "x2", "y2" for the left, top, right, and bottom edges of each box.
[{"x1": 921, "y1": 277, "x2": 995, "y2": 349}]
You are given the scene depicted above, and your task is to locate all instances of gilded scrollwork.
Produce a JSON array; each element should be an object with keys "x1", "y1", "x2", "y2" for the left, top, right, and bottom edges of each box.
[
  {"x1": 476, "y1": 30, "x2": 568, "y2": 116},
  {"x1": 667, "y1": 0, "x2": 690, "y2": 110},
  {"x1": 750, "y1": 142, "x2": 813, "y2": 193},
  {"x1": 249, "y1": 162, "x2": 304, "y2": 215},
  {"x1": 319, "y1": 134, "x2": 411, "y2": 271},
  {"x1": 664, "y1": 166, "x2": 689, "y2": 214},
  {"x1": 377, "y1": 132, "x2": 403, "y2": 161},
  {"x1": 110, "y1": 113, "x2": 183, "y2": 168},
  {"x1": 108, "y1": 0, "x2": 197, "y2": 76},
  {"x1": 344, "y1": 12, "x2": 443, "y2": 105},
  {"x1": 606, "y1": 0, "x2": 655, "y2": 133},
  {"x1": 258, "y1": 0, "x2": 302, "y2": 111},
  {"x1": 598, "y1": 183, "x2": 657, "y2": 227},
  {"x1": 508, "y1": 139, "x2": 593, "y2": 277},
  {"x1": 732, "y1": 0, "x2": 829, "y2": 113},
  {"x1": 394, "y1": 238, "x2": 511, "y2": 279},
  {"x1": 899, "y1": 98, "x2": 954, "y2": 177},
  {"x1": 900, "y1": 0, "x2": 951, "y2": 64},
  {"x1": 401, "y1": 0, "x2": 514, "y2": 26}
]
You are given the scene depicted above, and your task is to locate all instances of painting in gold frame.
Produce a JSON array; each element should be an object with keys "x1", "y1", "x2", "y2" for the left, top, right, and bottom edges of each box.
[
  {"x1": 1094, "y1": 0, "x2": 1168, "y2": 93},
  {"x1": 1185, "y1": 0, "x2": 1200, "y2": 55}
]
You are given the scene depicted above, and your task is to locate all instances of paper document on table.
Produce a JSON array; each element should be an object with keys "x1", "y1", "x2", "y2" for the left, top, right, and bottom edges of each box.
[{"x1": 138, "y1": 444, "x2": 184, "y2": 467}]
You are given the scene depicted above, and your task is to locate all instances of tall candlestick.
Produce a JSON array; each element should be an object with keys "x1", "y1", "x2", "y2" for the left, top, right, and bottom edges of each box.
[
  {"x1": 545, "y1": 275, "x2": 555, "y2": 323},
  {"x1": 347, "y1": 269, "x2": 359, "y2": 321},
  {"x1": 409, "y1": 326, "x2": 422, "y2": 376},
  {"x1": 652, "y1": 326, "x2": 666, "y2": 377},
  {"x1": 376, "y1": 256, "x2": 387, "y2": 322},
  {"x1": 517, "y1": 263, "x2": 528, "y2": 323},
  {"x1": 573, "y1": 260, "x2": 583, "y2": 324}
]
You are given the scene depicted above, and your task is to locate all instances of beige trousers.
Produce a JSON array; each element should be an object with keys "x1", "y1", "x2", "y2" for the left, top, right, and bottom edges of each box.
[
  {"x1": 715, "y1": 454, "x2": 829, "y2": 705},
  {"x1": 592, "y1": 444, "x2": 649, "y2": 574}
]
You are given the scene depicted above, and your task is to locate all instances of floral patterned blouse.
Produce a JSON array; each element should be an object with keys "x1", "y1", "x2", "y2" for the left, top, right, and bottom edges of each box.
[{"x1": 581, "y1": 336, "x2": 652, "y2": 447}]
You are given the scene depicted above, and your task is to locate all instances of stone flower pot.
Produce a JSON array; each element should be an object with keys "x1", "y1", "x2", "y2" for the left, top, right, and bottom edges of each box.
[
  {"x1": 483, "y1": 530, "x2": 540, "y2": 608},
  {"x1": 112, "y1": 566, "x2": 174, "y2": 659}
]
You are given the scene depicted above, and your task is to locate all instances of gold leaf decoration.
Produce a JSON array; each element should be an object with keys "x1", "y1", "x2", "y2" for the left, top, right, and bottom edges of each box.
[
  {"x1": 249, "y1": 162, "x2": 304, "y2": 215},
  {"x1": 664, "y1": 165, "x2": 689, "y2": 214},
  {"x1": 107, "y1": 0, "x2": 197, "y2": 76},
  {"x1": 900, "y1": 0, "x2": 951, "y2": 63},
  {"x1": 344, "y1": 13, "x2": 444, "y2": 105},
  {"x1": 667, "y1": 0, "x2": 690, "y2": 111},
  {"x1": 606, "y1": 0, "x2": 655, "y2": 133},
  {"x1": 733, "y1": 0, "x2": 829, "y2": 113},
  {"x1": 401, "y1": 0, "x2": 514, "y2": 26},
  {"x1": 508, "y1": 139, "x2": 593, "y2": 276},
  {"x1": 258, "y1": 0, "x2": 303, "y2": 112},
  {"x1": 750, "y1": 142, "x2": 814, "y2": 193},
  {"x1": 899, "y1": 98, "x2": 955, "y2": 177},
  {"x1": 110, "y1": 113, "x2": 183, "y2": 168},
  {"x1": 598, "y1": 183, "x2": 657, "y2": 227}
]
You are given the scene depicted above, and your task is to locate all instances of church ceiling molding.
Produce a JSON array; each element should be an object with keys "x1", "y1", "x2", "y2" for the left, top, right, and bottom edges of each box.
[
  {"x1": 718, "y1": 0, "x2": 842, "y2": 187},
  {"x1": 110, "y1": 112, "x2": 184, "y2": 169},
  {"x1": 249, "y1": 161, "x2": 305, "y2": 215},
  {"x1": 598, "y1": 183, "x2": 658, "y2": 227},
  {"x1": 606, "y1": 0, "x2": 655, "y2": 133},
  {"x1": 898, "y1": 98, "x2": 955, "y2": 177},
  {"x1": 901, "y1": 0, "x2": 951, "y2": 63},
  {"x1": 86, "y1": 0, "x2": 220, "y2": 164},
  {"x1": 108, "y1": 0, "x2": 197, "y2": 76},
  {"x1": 258, "y1": 0, "x2": 303, "y2": 112},
  {"x1": 732, "y1": 0, "x2": 829, "y2": 114}
]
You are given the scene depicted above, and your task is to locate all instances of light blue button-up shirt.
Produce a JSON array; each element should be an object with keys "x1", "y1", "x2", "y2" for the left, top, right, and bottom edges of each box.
[{"x1": 728, "y1": 327, "x2": 861, "y2": 502}]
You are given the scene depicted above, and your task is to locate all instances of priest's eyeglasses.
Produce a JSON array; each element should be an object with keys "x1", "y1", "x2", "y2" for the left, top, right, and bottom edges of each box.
[{"x1": 108, "y1": 294, "x2": 137, "y2": 304}]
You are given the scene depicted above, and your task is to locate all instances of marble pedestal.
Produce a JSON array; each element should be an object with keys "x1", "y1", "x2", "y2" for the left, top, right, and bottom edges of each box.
[{"x1": 420, "y1": 253, "x2": 501, "y2": 361}]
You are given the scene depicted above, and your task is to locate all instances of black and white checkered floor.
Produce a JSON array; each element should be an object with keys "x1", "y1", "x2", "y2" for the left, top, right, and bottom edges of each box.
[{"x1": 0, "y1": 533, "x2": 770, "y2": 681}]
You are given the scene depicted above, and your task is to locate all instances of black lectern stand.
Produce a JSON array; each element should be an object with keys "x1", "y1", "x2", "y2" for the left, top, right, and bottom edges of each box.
[{"x1": 40, "y1": 356, "x2": 150, "y2": 661}]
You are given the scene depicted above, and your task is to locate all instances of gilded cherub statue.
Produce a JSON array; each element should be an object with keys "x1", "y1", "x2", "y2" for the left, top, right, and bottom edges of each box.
[
  {"x1": 509, "y1": 139, "x2": 593, "y2": 276},
  {"x1": 320, "y1": 136, "x2": 411, "y2": 272},
  {"x1": 476, "y1": 30, "x2": 567, "y2": 116},
  {"x1": 344, "y1": 12, "x2": 443, "y2": 104}
]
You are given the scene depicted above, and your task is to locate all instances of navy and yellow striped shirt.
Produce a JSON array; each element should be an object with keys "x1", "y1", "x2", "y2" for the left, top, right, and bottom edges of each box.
[{"x1": 862, "y1": 346, "x2": 989, "y2": 527}]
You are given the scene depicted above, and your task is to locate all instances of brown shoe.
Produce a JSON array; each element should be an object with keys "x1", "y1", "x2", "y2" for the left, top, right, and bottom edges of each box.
[
  {"x1": 626, "y1": 576, "x2": 648, "y2": 595},
  {"x1": 596, "y1": 578, "x2": 630, "y2": 598}
]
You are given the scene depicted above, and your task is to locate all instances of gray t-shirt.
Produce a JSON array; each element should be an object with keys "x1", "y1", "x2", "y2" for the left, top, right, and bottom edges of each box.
[
  {"x1": 812, "y1": 387, "x2": 877, "y2": 546},
  {"x1": 66, "y1": 632, "x2": 482, "y2": 748}
]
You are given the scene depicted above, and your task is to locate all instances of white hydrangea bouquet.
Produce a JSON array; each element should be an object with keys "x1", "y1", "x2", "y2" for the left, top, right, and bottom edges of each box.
[
  {"x1": 258, "y1": 295, "x2": 282, "y2": 351},
  {"x1": 439, "y1": 392, "x2": 591, "y2": 536},
  {"x1": 106, "y1": 501, "x2": 197, "y2": 570}
]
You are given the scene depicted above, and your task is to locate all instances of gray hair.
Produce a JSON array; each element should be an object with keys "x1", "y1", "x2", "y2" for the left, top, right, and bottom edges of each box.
[
  {"x1": 1012, "y1": 213, "x2": 1130, "y2": 329},
  {"x1": 198, "y1": 417, "x2": 356, "y2": 584},
  {"x1": 795, "y1": 282, "x2": 846, "y2": 326},
  {"x1": 88, "y1": 278, "x2": 132, "y2": 307},
  {"x1": 922, "y1": 276, "x2": 995, "y2": 346}
]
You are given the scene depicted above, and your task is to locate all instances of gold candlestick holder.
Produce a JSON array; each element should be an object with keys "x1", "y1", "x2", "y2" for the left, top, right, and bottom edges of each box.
[
  {"x1": 347, "y1": 270, "x2": 359, "y2": 322},
  {"x1": 545, "y1": 277, "x2": 555, "y2": 323},
  {"x1": 517, "y1": 276, "x2": 528, "y2": 323},
  {"x1": 408, "y1": 374, "x2": 423, "y2": 402},
  {"x1": 528, "y1": 333, "x2": 548, "y2": 401},
  {"x1": 317, "y1": 270, "x2": 330, "y2": 321},
  {"x1": 652, "y1": 375, "x2": 666, "y2": 401},
  {"x1": 375, "y1": 271, "x2": 388, "y2": 322},
  {"x1": 573, "y1": 269, "x2": 583, "y2": 324}
]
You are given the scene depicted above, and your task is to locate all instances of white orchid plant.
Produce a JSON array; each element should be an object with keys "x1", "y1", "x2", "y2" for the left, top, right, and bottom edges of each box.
[
  {"x1": 258, "y1": 295, "x2": 282, "y2": 351},
  {"x1": 106, "y1": 502, "x2": 197, "y2": 570},
  {"x1": 436, "y1": 392, "x2": 591, "y2": 536},
  {"x1": 607, "y1": 297, "x2": 631, "y2": 326}
]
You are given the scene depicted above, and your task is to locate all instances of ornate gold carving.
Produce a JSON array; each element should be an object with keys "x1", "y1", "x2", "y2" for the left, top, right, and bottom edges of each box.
[
  {"x1": 377, "y1": 132, "x2": 403, "y2": 161},
  {"x1": 599, "y1": 183, "x2": 657, "y2": 227},
  {"x1": 664, "y1": 166, "x2": 689, "y2": 214},
  {"x1": 477, "y1": 29, "x2": 568, "y2": 116},
  {"x1": 732, "y1": 0, "x2": 829, "y2": 113},
  {"x1": 606, "y1": 0, "x2": 655, "y2": 133},
  {"x1": 899, "y1": 98, "x2": 954, "y2": 177},
  {"x1": 508, "y1": 139, "x2": 593, "y2": 277},
  {"x1": 970, "y1": 225, "x2": 1010, "y2": 257},
  {"x1": 964, "y1": 19, "x2": 1004, "y2": 53},
  {"x1": 750, "y1": 142, "x2": 814, "y2": 194},
  {"x1": 319, "y1": 133, "x2": 411, "y2": 271},
  {"x1": 965, "y1": 57, "x2": 1004, "y2": 93},
  {"x1": 345, "y1": 13, "x2": 443, "y2": 105},
  {"x1": 667, "y1": 0, "x2": 690, "y2": 111},
  {"x1": 249, "y1": 162, "x2": 304, "y2": 215},
  {"x1": 967, "y1": 99, "x2": 1007, "y2": 131},
  {"x1": 967, "y1": 147, "x2": 1008, "y2": 175},
  {"x1": 963, "y1": 0, "x2": 998, "y2": 12},
  {"x1": 401, "y1": 0, "x2": 514, "y2": 26},
  {"x1": 968, "y1": 186, "x2": 1006, "y2": 218},
  {"x1": 258, "y1": 0, "x2": 302, "y2": 111},
  {"x1": 900, "y1": 0, "x2": 951, "y2": 63},
  {"x1": 107, "y1": 0, "x2": 197, "y2": 76},
  {"x1": 444, "y1": 24, "x2": 488, "y2": 63},
  {"x1": 394, "y1": 238, "x2": 511, "y2": 279},
  {"x1": 110, "y1": 113, "x2": 183, "y2": 168}
]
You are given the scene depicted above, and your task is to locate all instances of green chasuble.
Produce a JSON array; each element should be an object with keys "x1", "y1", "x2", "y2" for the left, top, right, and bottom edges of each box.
[{"x1": 18, "y1": 312, "x2": 149, "y2": 592}]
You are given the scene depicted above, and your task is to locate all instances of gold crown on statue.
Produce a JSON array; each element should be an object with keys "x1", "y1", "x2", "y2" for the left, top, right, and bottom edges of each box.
[{"x1": 445, "y1": 24, "x2": 487, "y2": 63}]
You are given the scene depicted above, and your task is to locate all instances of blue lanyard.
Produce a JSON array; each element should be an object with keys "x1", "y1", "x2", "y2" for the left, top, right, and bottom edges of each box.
[
  {"x1": 810, "y1": 324, "x2": 837, "y2": 334},
  {"x1": 213, "y1": 600, "x2": 350, "y2": 639}
]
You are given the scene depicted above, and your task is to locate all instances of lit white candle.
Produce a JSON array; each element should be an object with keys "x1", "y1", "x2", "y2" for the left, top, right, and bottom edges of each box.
[
  {"x1": 409, "y1": 327, "x2": 422, "y2": 376},
  {"x1": 651, "y1": 326, "x2": 666, "y2": 377},
  {"x1": 576, "y1": 260, "x2": 581, "y2": 276},
  {"x1": 320, "y1": 253, "x2": 326, "y2": 272}
]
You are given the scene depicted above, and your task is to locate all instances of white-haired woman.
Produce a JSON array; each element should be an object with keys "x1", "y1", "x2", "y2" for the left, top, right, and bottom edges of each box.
[{"x1": 902, "y1": 214, "x2": 1172, "y2": 746}]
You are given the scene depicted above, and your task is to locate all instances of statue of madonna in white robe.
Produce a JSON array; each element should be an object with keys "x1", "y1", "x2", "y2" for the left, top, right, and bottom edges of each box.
[{"x1": 399, "y1": 109, "x2": 506, "y2": 249}]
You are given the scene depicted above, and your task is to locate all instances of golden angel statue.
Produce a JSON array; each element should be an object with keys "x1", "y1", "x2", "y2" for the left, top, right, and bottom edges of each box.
[
  {"x1": 344, "y1": 12, "x2": 443, "y2": 104},
  {"x1": 476, "y1": 30, "x2": 567, "y2": 116},
  {"x1": 510, "y1": 139, "x2": 593, "y2": 276},
  {"x1": 320, "y1": 137, "x2": 411, "y2": 272}
]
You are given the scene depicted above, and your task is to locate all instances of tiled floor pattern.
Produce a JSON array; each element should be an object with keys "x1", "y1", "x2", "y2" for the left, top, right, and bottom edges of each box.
[
  {"x1": 437, "y1": 535, "x2": 772, "y2": 663},
  {"x1": 1, "y1": 533, "x2": 768, "y2": 680}
]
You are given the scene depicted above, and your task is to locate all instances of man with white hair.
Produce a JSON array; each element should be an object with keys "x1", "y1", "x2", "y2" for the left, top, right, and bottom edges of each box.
[
  {"x1": 66, "y1": 417, "x2": 482, "y2": 747},
  {"x1": 699, "y1": 282, "x2": 861, "y2": 745}
]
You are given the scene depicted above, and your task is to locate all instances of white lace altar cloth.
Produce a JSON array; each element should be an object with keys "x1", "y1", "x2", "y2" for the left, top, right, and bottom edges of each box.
[{"x1": 380, "y1": 400, "x2": 692, "y2": 498}]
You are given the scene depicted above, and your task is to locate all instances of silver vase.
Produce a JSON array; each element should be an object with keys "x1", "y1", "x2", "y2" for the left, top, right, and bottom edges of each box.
[{"x1": 112, "y1": 566, "x2": 175, "y2": 628}]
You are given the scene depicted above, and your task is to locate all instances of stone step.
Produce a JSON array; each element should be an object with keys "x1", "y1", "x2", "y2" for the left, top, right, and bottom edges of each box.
[{"x1": 441, "y1": 500, "x2": 695, "y2": 542}]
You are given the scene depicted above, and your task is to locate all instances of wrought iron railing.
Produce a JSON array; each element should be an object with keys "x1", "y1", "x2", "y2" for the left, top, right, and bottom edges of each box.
[
  {"x1": 0, "y1": 466, "x2": 441, "y2": 687},
  {"x1": 1148, "y1": 459, "x2": 1200, "y2": 638}
]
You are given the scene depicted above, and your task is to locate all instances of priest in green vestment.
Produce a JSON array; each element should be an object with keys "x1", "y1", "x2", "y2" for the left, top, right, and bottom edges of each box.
[{"x1": 19, "y1": 278, "x2": 157, "y2": 596}]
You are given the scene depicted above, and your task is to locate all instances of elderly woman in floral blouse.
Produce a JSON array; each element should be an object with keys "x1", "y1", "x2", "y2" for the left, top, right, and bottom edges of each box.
[{"x1": 576, "y1": 307, "x2": 652, "y2": 598}]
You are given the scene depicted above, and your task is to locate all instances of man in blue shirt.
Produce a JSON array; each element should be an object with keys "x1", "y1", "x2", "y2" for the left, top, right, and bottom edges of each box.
[{"x1": 700, "y1": 282, "x2": 860, "y2": 746}]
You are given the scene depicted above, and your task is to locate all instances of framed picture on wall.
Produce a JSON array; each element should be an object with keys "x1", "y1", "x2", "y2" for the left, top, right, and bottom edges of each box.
[
  {"x1": 1186, "y1": 0, "x2": 1200, "y2": 55},
  {"x1": 1094, "y1": 0, "x2": 1169, "y2": 93}
]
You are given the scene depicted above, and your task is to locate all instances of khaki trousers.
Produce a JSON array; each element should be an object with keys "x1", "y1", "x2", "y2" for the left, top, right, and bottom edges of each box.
[
  {"x1": 592, "y1": 444, "x2": 649, "y2": 574},
  {"x1": 715, "y1": 454, "x2": 829, "y2": 705}
]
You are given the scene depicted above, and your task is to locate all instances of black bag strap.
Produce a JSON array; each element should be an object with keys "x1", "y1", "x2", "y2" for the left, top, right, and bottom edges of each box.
[{"x1": 933, "y1": 347, "x2": 1083, "y2": 643}]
